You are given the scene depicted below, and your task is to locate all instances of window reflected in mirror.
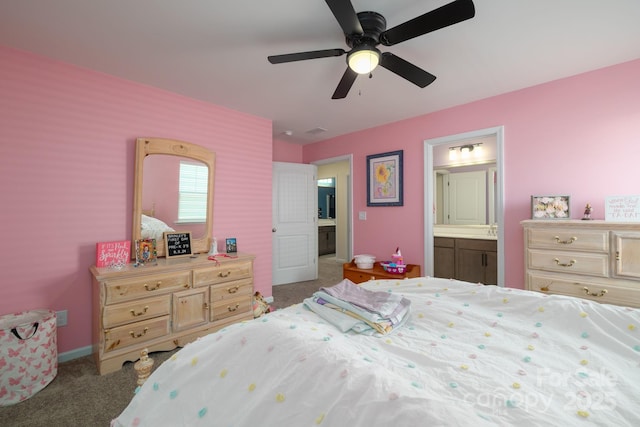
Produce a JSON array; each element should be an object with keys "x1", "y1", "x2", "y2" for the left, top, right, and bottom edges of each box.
[{"x1": 142, "y1": 155, "x2": 207, "y2": 238}]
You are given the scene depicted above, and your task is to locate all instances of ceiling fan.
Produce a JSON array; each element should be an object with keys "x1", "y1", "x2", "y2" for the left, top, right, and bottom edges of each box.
[{"x1": 267, "y1": 0, "x2": 476, "y2": 99}]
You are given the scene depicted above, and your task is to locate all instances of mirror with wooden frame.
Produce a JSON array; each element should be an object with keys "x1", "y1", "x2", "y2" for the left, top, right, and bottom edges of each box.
[{"x1": 132, "y1": 137, "x2": 215, "y2": 258}]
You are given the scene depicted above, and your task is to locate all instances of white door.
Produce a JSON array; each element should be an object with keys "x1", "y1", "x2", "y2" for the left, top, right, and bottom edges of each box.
[
  {"x1": 449, "y1": 171, "x2": 486, "y2": 224},
  {"x1": 272, "y1": 162, "x2": 318, "y2": 285}
]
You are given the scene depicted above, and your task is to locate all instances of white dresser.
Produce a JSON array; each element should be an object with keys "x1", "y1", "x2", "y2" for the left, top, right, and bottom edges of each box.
[
  {"x1": 522, "y1": 220, "x2": 640, "y2": 308},
  {"x1": 91, "y1": 253, "x2": 255, "y2": 374}
]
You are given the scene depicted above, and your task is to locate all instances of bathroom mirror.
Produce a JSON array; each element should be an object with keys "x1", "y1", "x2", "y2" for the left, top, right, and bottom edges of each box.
[
  {"x1": 434, "y1": 163, "x2": 496, "y2": 225},
  {"x1": 317, "y1": 177, "x2": 335, "y2": 219},
  {"x1": 132, "y1": 137, "x2": 215, "y2": 258}
]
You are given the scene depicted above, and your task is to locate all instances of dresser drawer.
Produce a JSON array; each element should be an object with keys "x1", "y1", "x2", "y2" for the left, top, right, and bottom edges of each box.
[
  {"x1": 104, "y1": 271, "x2": 191, "y2": 304},
  {"x1": 103, "y1": 315, "x2": 171, "y2": 353},
  {"x1": 344, "y1": 269, "x2": 377, "y2": 283},
  {"x1": 527, "y1": 249, "x2": 608, "y2": 277},
  {"x1": 211, "y1": 278, "x2": 253, "y2": 302},
  {"x1": 527, "y1": 273, "x2": 640, "y2": 307},
  {"x1": 210, "y1": 295, "x2": 252, "y2": 322},
  {"x1": 526, "y1": 228, "x2": 608, "y2": 252},
  {"x1": 193, "y1": 260, "x2": 253, "y2": 286},
  {"x1": 102, "y1": 295, "x2": 171, "y2": 328}
]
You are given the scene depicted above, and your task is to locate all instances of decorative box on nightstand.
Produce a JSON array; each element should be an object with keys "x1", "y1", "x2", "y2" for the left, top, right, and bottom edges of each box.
[{"x1": 343, "y1": 260, "x2": 421, "y2": 284}]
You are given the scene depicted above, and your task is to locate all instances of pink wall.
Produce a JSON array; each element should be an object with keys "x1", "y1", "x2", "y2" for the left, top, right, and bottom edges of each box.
[
  {"x1": 0, "y1": 46, "x2": 273, "y2": 355},
  {"x1": 303, "y1": 58, "x2": 640, "y2": 289},
  {"x1": 273, "y1": 138, "x2": 303, "y2": 163}
]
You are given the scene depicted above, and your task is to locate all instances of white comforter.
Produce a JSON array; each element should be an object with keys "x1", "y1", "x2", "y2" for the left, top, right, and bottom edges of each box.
[{"x1": 112, "y1": 278, "x2": 640, "y2": 426}]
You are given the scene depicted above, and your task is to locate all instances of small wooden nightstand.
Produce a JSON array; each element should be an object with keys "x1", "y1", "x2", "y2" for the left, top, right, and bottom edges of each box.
[{"x1": 343, "y1": 260, "x2": 421, "y2": 284}]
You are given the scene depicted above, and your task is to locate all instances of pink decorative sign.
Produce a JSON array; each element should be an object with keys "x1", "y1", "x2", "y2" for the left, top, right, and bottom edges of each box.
[{"x1": 96, "y1": 240, "x2": 131, "y2": 268}]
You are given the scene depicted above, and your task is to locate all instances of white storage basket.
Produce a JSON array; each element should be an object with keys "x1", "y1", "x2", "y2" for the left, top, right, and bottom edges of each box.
[{"x1": 0, "y1": 309, "x2": 58, "y2": 406}]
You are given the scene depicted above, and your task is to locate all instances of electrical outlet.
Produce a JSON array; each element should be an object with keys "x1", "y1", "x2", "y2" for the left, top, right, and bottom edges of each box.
[{"x1": 56, "y1": 310, "x2": 68, "y2": 327}]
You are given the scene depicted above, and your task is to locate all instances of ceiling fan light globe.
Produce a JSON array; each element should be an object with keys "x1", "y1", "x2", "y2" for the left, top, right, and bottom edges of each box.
[{"x1": 348, "y1": 48, "x2": 380, "y2": 74}]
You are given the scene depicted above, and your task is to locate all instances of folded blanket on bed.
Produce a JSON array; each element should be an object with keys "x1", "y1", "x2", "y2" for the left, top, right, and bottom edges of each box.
[
  {"x1": 303, "y1": 279, "x2": 411, "y2": 335},
  {"x1": 320, "y1": 279, "x2": 411, "y2": 325}
]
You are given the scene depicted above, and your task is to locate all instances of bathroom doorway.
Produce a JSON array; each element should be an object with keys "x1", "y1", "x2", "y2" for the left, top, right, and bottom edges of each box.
[
  {"x1": 423, "y1": 126, "x2": 505, "y2": 286},
  {"x1": 313, "y1": 155, "x2": 353, "y2": 267}
]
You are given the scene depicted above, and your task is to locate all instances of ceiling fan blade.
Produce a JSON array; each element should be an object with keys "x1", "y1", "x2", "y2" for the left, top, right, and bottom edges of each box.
[
  {"x1": 325, "y1": 0, "x2": 363, "y2": 35},
  {"x1": 379, "y1": 52, "x2": 436, "y2": 88},
  {"x1": 380, "y1": 0, "x2": 475, "y2": 46},
  {"x1": 332, "y1": 68, "x2": 358, "y2": 99},
  {"x1": 268, "y1": 48, "x2": 346, "y2": 64}
]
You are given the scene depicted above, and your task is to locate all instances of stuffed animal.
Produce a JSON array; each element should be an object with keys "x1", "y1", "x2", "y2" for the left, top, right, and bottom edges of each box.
[{"x1": 252, "y1": 291, "x2": 271, "y2": 318}]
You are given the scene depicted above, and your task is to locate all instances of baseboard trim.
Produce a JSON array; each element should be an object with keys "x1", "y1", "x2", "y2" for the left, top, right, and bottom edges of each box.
[{"x1": 58, "y1": 345, "x2": 92, "y2": 363}]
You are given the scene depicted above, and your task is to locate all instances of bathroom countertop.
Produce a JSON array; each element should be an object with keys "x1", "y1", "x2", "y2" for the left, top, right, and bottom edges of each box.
[
  {"x1": 318, "y1": 219, "x2": 336, "y2": 226},
  {"x1": 434, "y1": 225, "x2": 497, "y2": 240}
]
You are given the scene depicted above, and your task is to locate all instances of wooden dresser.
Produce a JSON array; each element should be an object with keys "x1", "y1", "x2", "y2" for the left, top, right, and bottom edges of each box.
[
  {"x1": 343, "y1": 261, "x2": 421, "y2": 284},
  {"x1": 90, "y1": 253, "x2": 255, "y2": 374},
  {"x1": 522, "y1": 220, "x2": 640, "y2": 308}
]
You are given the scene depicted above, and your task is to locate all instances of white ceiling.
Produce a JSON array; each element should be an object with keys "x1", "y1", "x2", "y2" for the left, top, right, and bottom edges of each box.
[{"x1": 2, "y1": 0, "x2": 639, "y2": 144}]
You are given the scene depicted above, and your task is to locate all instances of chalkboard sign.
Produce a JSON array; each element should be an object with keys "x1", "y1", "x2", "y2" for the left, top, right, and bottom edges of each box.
[
  {"x1": 605, "y1": 195, "x2": 640, "y2": 222},
  {"x1": 164, "y1": 232, "x2": 193, "y2": 258}
]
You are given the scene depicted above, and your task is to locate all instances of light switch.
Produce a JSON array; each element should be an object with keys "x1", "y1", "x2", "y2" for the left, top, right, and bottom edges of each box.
[{"x1": 359, "y1": 211, "x2": 367, "y2": 220}]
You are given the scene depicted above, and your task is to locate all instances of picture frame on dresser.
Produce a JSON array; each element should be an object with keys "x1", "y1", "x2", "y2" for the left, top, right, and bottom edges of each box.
[
  {"x1": 135, "y1": 238, "x2": 157, "y2": 265},
  {"x1": 366, "y1": 150, "x2": 403, "y2": 207},
  {"x1": 531, "y1": 195, "x2": 570, "y2": 219},
  {"x1": 225, "y1": 238, "x2": 237, "y2": 253},
  {"x1": 164, "y1": 232, "x2": 192, "y2": 258}
]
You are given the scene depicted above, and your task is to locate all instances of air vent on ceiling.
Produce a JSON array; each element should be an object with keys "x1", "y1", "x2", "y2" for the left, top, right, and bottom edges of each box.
[{"x1": 306, "y1": 127, "x2": 328, "y2": 135}]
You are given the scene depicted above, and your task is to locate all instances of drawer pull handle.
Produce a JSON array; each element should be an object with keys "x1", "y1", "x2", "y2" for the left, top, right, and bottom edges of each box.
[
  {"x1": 218, "y1": 271, "x2": 232, "y2": 278},
  {"x1": 583, "y1": 287, "x2": 608, "y2": 298},
  {"x1": 227, "y1": 286, "x2": 239, "y2": 294},
  {"x1": 227, "y1": 303, "x2": 240, "y2": 312},
  {"x1": 554, "y1": 236, "x2": 577, "y2": 244},
  {"x1": 130, "y1": 327, "x2": 149, "y2": 338},
  {"x1": 144, "y1": 281, "x2": 162, "y2": 291},
  {"x1": 130, "y1": 306, "x2": 149, "y2": 317},
  {"x1": 554, "y1": 236, "x2": 578, "y2": 245},
  {"x1": 553, "y1": 258, "x2": 576, "y2": 267}
]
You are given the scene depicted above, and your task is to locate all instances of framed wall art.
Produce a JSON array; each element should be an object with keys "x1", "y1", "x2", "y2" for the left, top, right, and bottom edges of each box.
[
  {"x1": 135, "y1": 238, "x2": 157, "y2": 265},
  {"x1": 367, "y1": 150, "x2": 403, "y2": 206},
  {"x1": 531, "y1": 195, "x2": 570, "y2": 219}
]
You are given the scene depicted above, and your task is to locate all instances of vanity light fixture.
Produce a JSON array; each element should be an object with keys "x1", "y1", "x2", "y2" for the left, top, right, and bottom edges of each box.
[{"x1": 448, "y1": 143, "x2": 484, "y2": 160}]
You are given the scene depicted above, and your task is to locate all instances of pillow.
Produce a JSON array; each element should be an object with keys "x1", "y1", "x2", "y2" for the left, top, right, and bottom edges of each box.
[{"x1": 141, "y1": 214, "x2": 175, "y2": 241}]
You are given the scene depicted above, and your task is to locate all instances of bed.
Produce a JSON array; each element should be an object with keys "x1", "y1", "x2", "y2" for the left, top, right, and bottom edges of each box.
[
  {"x1": 140, "y1": 213, "x2": 175, "y2": 242},
  {"x1": 112, "y1": 277, "x2": 640, "y2": 426}
]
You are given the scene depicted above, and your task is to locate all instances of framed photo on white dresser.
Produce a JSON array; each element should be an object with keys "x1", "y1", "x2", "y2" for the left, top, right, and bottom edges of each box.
[{"x1": 531, "y1": 195, "x2": 570, "y2": 219}]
